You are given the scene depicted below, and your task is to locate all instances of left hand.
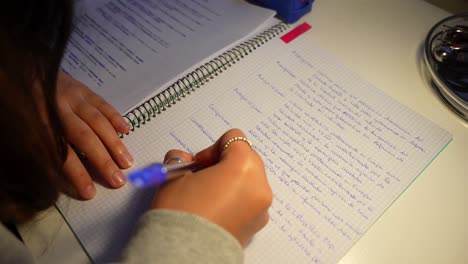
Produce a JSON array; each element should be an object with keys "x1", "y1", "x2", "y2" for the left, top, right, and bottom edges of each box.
[{"x1": 56, "y1": 72, "x2": 134, "y2": 199}]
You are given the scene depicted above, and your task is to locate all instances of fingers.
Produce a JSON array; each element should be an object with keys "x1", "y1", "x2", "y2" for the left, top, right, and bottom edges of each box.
[
  {"x1": 197, "y1": 127, "x2": 271, "y2": 213},
  {"x1": 58, "y1": 72, "x2": 130, "y2": 135},
  {"x1": 154, "y1": 128, "x2": 272, "y2": 247},
  {"x1": 218, "y1": 129, "x2": 256, "y2": 160},
  {"x1": 56, "y1": 73, "x2": 135, "y2": 197},
  {"x1": 73, "y1": 100, "x2": 134, "y2": 169},
  {"x1": 153, "y1": 150, "x2": 195, "y2": 205},
  {"x1": 85, "y1": 91, "x2": 131, "y2": 134},
  {"x1": 63, "y1": 145, "x2": 96, "y2": 200},
  {"x1": 217, "y1": 128, "x2": 251, "y2": 151},
  {"x1": 61, "y1": 110, "x2": 127, "y2": 189},
  {"x1": 195, "y1": 128, "x2": 257, "y2": 166},
  {"x1": 164, "y1": 149, "x2": 194, "y2": 165}
]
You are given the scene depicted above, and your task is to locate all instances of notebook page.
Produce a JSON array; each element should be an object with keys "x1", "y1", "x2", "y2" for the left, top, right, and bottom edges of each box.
[
  {"x1": 60, "y1": 0, "x2": 275, "y2": 113},
  {"x1": 57, "y1": 30, "x2": 452, "y2": 263},
  {"x1": 156, "y1": 36, "x2": 452, "y2": 263},
  {"x1": 126, "y1": 32, "x2": 451, "y2": 263}
]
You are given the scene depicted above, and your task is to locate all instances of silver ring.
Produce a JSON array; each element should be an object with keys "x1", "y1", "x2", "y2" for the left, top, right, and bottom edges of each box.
[
  {"x1": 164, "y1": 157, "x2": 184, "y2": 164},
  {"x1": 223, "y1": 136, "x2": 253, "y2": 150}
]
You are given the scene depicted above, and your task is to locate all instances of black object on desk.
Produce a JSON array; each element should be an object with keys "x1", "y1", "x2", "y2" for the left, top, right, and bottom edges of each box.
[{"x1": 425, "y1": 13, "x2": 468, "y2": 121}]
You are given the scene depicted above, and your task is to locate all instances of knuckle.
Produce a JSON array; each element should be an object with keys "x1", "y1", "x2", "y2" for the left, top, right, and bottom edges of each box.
[
  {"x1": 254, "y1": 153, "x2": 265, "y2": 167},
  {"x1": 88, "y1": 109, "x2": 104, "y2": 122},
  {"x1": 245, "y1": 177, "x2": 272, "y2": 210},
  {"x1": 113, "y1": 141, "x2": 125, "y2": 152},
  {"x1": 260, "y1": 213, "x2": 270, "y2": 228},
  {"x1": 92, "y1": 94, "x2": 110, "y2": 110},
  {"x1": 84, "y1": 91, "x2": 102, "y2": 105},
  {"x1": 56, "y1": 96, "x2": 73, "y2": 111},
  {"x1": 107, "y1": 133, "x2": 123, "y2": 146},
  {"x1": 240, "y1": 153, "x2": 266, "y2": 176},
  {"x1": 75, "y1": 127, "x2": 94, "y2": 139},
  {"x1": 84, "y1": 90, "x2": 101, "y2": 101},
  {"x1": 65, "y1": 165, "x2": 84, "y2": 180},
  {"x1": 257, "y1": 187, "x2": 273, "y2": 209},
  {"x1": 56, "y1": 94, "x2": 67, "y2": 106},
  {"x1": 103, "y1": 158, "x2": 117, "y2": 171}
]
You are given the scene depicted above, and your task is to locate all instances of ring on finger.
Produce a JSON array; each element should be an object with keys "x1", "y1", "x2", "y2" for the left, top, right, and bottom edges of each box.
[{"x1": 223, "y1": 136, "x2": 253, "y2": 151}]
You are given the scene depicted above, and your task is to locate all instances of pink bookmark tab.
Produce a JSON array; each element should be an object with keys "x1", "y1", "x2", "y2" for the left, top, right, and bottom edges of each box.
[{"x1": 280, "y1": 22, "x2": 312, "y2": 44}]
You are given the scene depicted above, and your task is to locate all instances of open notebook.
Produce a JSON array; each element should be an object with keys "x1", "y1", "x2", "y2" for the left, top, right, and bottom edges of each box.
[{"x1": 57, "y1": 0, "x2": 452, "y2": 263}]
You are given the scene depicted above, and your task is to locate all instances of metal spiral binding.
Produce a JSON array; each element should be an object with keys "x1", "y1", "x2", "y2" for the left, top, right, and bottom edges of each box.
[{"x1": 120, "y1": 22, "x2": 288, "y2": 137}]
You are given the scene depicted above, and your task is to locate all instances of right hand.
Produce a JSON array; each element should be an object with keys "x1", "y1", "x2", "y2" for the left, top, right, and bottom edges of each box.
[{"x1": 151, "y1": 128, "x2": 272, "y2": 247}]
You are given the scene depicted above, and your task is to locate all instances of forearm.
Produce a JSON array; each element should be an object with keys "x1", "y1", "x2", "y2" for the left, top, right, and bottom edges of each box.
[{"x1": 120, "y1": 209, "x2": 243, "y2": 264}]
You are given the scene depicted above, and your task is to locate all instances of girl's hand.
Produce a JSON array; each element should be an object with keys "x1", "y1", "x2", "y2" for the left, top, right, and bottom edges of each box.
[
  {"x1": 56, "y1": 72, "x2": 134, "y2": 199},
  {"x1": 152, "y1": 128, "x2": 272, "y2": 247}
]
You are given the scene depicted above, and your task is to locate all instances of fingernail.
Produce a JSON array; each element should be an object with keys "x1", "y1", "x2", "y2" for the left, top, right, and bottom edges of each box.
[
  {"x1": 83, "y1": 184, "x2": 96, "y2": 199},
  {"x1": 113, "y1": 171, "x2": 127, "y2": 187},
  {"x1": 119, "y1": 120, "x2": 130, "y2": 133},
  {"x1": 119, "y1": 152, "x2": 135, "y2": 168}
]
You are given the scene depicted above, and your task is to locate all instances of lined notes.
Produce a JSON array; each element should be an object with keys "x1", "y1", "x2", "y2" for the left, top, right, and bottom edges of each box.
[
  {"x1": 61, "y1": 0, "x2": 275, "y2": 113},
  {"x1": 62, "y1": 0, "x2": 225, "y2": 86},
  {"x1": 57, "y1": 27, "x2": 451, "y2": 263},
  {"x1": 165, "y1": 36, "x2": 451, "y2": 263}
]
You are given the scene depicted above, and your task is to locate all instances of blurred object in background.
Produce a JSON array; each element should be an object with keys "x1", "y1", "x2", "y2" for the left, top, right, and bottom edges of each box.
[
  {"x1": 252, "y1": 0, "x2": 314, "y2": 23},
  {"x1": 424, "y1": 13, "x2": 468, "y2": 121}
]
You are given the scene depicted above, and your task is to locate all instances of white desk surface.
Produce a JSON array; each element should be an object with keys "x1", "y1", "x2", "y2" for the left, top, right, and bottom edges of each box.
[{"x1": 19, "y1": 0, "x2": 468, "y2": 263}]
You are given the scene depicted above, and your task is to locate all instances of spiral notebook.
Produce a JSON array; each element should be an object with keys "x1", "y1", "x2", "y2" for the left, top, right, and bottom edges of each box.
[{"x1": 57, "y1": 1, "x2": 452, "y2": 263}]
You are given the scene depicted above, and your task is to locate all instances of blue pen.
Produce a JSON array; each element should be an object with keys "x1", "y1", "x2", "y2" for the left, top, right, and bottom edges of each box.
[{"x1": 128, "y1": 161, "x2": 198, "y2": 188}]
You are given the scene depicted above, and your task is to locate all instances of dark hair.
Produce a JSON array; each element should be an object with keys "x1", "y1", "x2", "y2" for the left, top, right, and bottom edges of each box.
[{"x1": 0, "y1": 1, "x2": 73, "y2": 222}]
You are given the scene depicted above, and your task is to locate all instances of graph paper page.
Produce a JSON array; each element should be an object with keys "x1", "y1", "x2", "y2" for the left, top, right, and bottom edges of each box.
[{"x1": 57, "y1": 31, "x2": 452, "y2": 264}]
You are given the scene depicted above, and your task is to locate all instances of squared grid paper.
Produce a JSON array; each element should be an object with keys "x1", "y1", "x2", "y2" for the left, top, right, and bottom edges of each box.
[
  {"x1": 57, "y1": 30, "x2": 452, "y2": 263},
  {"x1": 55, "y1": 29, "x2": 291, "y2": 263}
]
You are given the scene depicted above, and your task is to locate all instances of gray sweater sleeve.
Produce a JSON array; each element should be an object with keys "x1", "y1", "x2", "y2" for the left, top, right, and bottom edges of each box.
[
  {"x1": 0, "y1": 224, "x2": 35, "y2": 263},
  {"x1": 120, "y1": 209, "x2": 244, "y2": 264},
  {"x1": 0, "y1": 210, "x2": 243, "y2": 263}
]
